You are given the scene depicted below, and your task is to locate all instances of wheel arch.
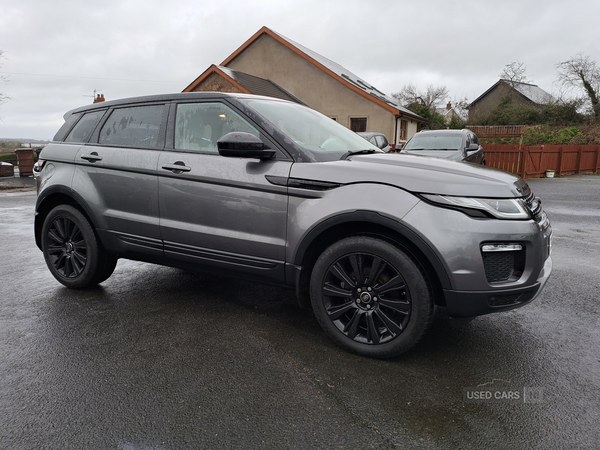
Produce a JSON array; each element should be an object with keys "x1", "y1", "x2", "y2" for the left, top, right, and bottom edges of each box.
[
  {"x1": 35, "y1": 186, "x2": 99, "y2": 250},
  {"x1": 293, "y1": 211, "x2": 451, "y2": 308}
]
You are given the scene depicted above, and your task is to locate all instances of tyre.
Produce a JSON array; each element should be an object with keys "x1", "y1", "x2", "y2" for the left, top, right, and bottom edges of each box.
[
  {"x1": 41, "y1": 205, "x2": 117, "y2": 289},
  {"x1": 310, "y1": 236, "x2": 433, "y2": 358}
]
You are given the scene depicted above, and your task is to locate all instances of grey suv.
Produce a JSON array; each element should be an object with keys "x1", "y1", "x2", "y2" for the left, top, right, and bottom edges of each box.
[
  {"x1": 401, "y1": 129, "x2": 486, "y2": 165},
  {"x1": 34, "y1": 93, "x2": 552, "y2": 358}
]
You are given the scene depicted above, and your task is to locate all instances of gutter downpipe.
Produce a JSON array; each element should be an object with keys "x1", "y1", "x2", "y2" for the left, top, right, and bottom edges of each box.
[{"x1": 394, "y1": 113, "x2": 401, "y2": 147}]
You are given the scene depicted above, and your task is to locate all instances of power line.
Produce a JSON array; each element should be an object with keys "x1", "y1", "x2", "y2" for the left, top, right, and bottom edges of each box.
[{"x1": 0, "y1": 71, "x2": 186, "y2": 84}]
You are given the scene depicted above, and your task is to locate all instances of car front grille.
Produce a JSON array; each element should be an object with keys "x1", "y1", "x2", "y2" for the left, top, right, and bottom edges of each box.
[{"x1": 523, "y1": 191, "x2": 550, "y2": 230}]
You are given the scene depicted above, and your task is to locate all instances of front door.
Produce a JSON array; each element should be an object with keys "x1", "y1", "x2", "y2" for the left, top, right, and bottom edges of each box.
[{"x1": 158, "y1": 101, "x2": 291, "y2": 283}]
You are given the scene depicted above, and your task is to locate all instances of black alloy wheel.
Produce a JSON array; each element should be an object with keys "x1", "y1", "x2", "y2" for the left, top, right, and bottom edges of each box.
[
  {"x1": 46, "y1": 216, "x2": 88, "y2": 278},
  {"x1": 310, "y1": 236, "x2": 433, "y2": 358},
  {"x1": 41, "y1": 205, "x2": 117, "y2": 289}
]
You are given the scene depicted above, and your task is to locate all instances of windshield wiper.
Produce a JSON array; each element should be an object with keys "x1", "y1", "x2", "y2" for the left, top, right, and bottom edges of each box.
[{"x1": 340, "y1": 149, "x2": 377, "y2": 160}]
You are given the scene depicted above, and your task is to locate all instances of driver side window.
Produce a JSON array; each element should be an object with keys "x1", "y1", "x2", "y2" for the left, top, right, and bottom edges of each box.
[{"x1": 175, "y1": 103, "x2": 259, "y2": 153}]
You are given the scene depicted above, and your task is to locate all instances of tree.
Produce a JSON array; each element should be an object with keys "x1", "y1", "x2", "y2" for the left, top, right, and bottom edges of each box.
[
  {"x1": 556, "y1": 53, "x2": 600, "y2": 119},
  {"x1": 393, "y1": 83, "x2": 450, "y2": 130},
  {"x1": 392, "y1": 83, "x2": 449, "y2": 110},
  {"x1": 404, "y1": 102, "x2": 447, "y2": 130},
  {"x1": 499, "y1": 61, "x2": 531, "y2": 87}
]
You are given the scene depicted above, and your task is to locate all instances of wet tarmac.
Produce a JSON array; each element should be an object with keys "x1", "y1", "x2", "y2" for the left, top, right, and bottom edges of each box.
[{"x1": 1, "y1": 175, "x2": 599, "y2": 449}]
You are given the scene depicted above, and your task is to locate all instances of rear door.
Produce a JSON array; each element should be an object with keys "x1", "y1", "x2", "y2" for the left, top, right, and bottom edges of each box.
[
  {"x1": 72, "y1": 103, "x2": 168, "y2": 261},
  {"x1": 157, "y1": 100, "x2": 291, "y2": 283}
]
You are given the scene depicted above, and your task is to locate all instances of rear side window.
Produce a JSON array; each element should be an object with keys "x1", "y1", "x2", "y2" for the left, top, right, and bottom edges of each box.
[
  {"x1": 375, "y1": 135, "x2": 388, "y2": 149},
  {"x1": 99, "y1": 105, "x2": 166, "y2": 149},
  {"x1": 175, "y1": 102, "x2": 259, "y2": 153},
  {"x1": 53, "y1": 113, "x2": 81, "y2": 142},
  {"x1": 64, "y1": 110, "x2": 105, "y2": 143}
]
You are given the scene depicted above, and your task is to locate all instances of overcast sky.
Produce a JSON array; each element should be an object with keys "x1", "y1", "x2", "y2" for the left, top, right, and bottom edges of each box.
[{"x1": 1, "y1": 0, "x2": 599, "y2": 140}]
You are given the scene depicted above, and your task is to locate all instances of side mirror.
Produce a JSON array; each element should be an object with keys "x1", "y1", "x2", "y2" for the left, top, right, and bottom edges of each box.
[
  {"x1": 467, "y1": 143, "x2": 480, "y2": 152},
  {"x1": 217, "y1": 132, "x2": 275, "y2": 159}
]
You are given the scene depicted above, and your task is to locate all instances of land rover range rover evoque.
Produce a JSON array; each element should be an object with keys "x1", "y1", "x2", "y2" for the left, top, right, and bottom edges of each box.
[{"x1": 34, "y1": 93, "x2": 552, "y2": 358}]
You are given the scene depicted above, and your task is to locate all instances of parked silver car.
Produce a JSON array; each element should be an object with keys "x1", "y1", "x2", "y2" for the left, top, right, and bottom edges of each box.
[
  {"x1": 356, "y1": 131, "x2": 392, "y2": 152},
  {"x1": 34, "y1": 93, "x2": 552, "y2": 358}
]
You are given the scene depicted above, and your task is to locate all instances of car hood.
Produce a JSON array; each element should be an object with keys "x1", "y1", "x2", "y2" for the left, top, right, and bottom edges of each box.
[
  {"x1": 402, "y1": 149, "x2": 463, "y2": 161},
  {"x1": 289, "y1": 153, "x2": 529, "y2": 198}
]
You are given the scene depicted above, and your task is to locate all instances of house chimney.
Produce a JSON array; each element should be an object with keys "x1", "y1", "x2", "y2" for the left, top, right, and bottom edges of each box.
[
  {"x1": 446, "y1": 101, "x2": 452, "y2": 110},
  {"x1": 93, "y1": 94, "x2": 105, "y2": 103}
]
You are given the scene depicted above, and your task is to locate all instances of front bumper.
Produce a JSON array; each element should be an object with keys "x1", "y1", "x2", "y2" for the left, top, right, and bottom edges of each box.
[{"x1": 444, "y1": 254, "x2": 553, "y2": 318}]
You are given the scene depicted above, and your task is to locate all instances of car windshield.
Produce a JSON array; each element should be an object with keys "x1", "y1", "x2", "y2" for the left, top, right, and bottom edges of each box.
[
  {"x1": 243, "y1": 99, "x2": 379, "y2": 161},
  {"x1": 404, "y1": 135, "x2": 463, "y2": 151}
]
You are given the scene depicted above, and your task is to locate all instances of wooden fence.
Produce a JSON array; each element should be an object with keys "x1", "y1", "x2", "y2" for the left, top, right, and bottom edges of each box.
[{"x1": 483, "y1": 144, "x2": 600, "y2": 179}]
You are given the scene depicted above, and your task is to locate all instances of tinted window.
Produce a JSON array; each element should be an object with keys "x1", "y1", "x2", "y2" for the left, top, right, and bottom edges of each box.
[
  {"x1": 375, "y1": 135, "x2": 388, "y2": 149},
  {"x1": 53, "y1": 113, "x2": 81, "y2": 142},
  {"x1": 175, "y1": 103, "x2": 258, "y2": 153},
  {"x1": 64, "y1": 110, "x2": 105, "y2": 143},
  {"x1": 99, "y1": 105, "x2": 166, "y2": 149}
]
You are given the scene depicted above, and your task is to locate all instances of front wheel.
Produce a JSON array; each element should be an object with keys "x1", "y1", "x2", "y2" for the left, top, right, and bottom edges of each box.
[
  {"x1": 41, "y1": 205, "x2": 117, "y2": 289},
  {"x1": 310, "y1": 236, "x2": 433, "y2": 358}
]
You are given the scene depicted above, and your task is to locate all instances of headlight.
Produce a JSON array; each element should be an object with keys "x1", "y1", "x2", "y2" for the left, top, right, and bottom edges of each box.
[{"x1": 420, "y1": 194, "x2": 531, "y2": 220}]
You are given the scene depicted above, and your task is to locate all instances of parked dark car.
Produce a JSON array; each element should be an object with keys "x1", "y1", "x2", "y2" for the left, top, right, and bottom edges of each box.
[
  {"x1": 34, "y1": 93, "x2": 551, "y2": 359},
  {"x1": 401, "y1": 129, "x2": 485, "y2": 165},
  {"x1": 357, "y1": 131, "x2": 392, "y2": 152}
]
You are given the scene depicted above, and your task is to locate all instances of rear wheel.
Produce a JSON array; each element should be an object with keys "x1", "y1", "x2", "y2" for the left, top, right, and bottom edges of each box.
[
  {"x1": 310, "y1": 236, "x2": 433, "y2": 358},
  {"x1": 41, "y1": 205, "x2": 117, "y2": 289}
]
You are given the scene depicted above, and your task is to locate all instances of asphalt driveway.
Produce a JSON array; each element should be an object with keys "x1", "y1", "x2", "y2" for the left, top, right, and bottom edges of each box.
[{"x1": 0, "y1": 175, "x2": 599, "y2": 449}]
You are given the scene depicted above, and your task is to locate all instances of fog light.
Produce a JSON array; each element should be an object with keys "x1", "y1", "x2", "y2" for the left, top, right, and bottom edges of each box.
[{"x1": 482, "y1": 244, "x2": 523, "y2": 252}]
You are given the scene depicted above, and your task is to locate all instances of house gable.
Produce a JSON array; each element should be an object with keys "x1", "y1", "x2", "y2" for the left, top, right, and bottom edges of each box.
[
  {"x1": 469, "y1": 79, "x2": 555, "y2": 120},
  {"x1": 220, "y1": 26, "x2": 422, "y2": 121},
  {"x1": 183, "y1": 26, "x2": 424, "y2": 144}
]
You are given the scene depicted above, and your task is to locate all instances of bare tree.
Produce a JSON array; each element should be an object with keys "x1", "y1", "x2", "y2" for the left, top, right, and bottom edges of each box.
[
  {"x1": 499, "y1": 61, "x2": 531, "y2": 87},
  {"x1": 451, "y1": 96, "x2": 470, "y2": 121},
  {"x1": 392, "y1": 83, "x2": 449, "y2": 110},
  {"x1": 557, "y1": 53, "x2": 600, "y2": 119}
]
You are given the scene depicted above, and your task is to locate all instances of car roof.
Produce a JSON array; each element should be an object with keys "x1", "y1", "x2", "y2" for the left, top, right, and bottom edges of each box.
[
  {"x1": 64, "y1": 92, "x2": 291, "y2": 118},
  {"x1": 357, "y1": 132, "x2": 384, "y2": 138},
  {"x1": 416, "y1": 129, "x2": 470, "y2": 135}
]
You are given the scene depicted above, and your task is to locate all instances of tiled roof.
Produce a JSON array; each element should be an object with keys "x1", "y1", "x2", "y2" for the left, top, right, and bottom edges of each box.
[
  {"x1": 470, "y1": 80, "x2": 555, "y2": 106},
  {"x1": 217, "y1": 66, "x2": 305, "y2": 104},
  {"x1": 511, "y1": 81, "x2": 555, "y2": 104}
]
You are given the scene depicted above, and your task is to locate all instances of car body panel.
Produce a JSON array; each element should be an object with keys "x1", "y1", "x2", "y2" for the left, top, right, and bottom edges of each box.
[
  {"x1": 72, "y1": 145, "x2": 162, "y2": 240},
  {"x1": 288, "y1": 153, "x2": 527, "y2": 198},
  {"x1": 157, "y1": 151, "x2": 292, "y2": 282}
]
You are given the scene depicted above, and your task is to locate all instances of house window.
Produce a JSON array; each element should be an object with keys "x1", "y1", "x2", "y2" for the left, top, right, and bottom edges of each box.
[
  {"x1": 350, "y1": 118, "x2": 367, "y2": 132},
  {"x1": 400, "y1": 120, "x2": 408, "y2": 140}
]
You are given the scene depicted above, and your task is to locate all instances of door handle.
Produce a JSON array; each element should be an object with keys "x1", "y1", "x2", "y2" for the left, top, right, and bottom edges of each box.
[
  {"x1": 80, "y1": 152, "x2": 103, "y2": 162},
  {"x1": 162, "y1": 162, "x2": 191, "y2": 173}
]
